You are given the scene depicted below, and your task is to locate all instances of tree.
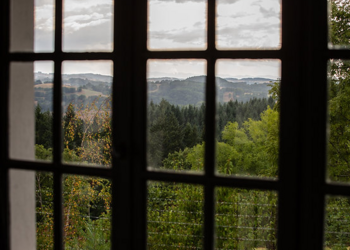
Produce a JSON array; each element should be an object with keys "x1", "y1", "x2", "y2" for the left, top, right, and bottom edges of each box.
[
  {"x1": 63, "y1": 103, "x2": 83, "y2": 151},
  {"x1": 35, "y1": 104, "x2": 53, "y2": 149},
  {"x1": 329, "y1": 0, "x2": 350, "y2": 46}
]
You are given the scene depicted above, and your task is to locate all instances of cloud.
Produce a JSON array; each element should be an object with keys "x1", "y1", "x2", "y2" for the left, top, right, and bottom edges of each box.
[
  {"x1": 217, "y1": 0, "x2": 241, "y2": 4},
  {"x1": 151, "y1": 0, "x2": 205, "y2": 3},
  {"x1": 217, "y1": 21, "x2": 280, "y2": 48},
  {"x1": 35, "y1": 0, "x2": 54, "y2": 7},
  {"x1": 259, "y1": 6, "x2": 280, "y2": 18},
  {"x1": 63, "y1": 19, "x2": 113, "y2": 51}
]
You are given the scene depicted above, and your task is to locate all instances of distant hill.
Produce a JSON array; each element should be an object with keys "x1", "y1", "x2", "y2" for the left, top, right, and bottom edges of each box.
[
  {"x1": 148, "y1": 76, "x2": 277, "y2": 106},
  {"x1": 34, "y1": 73, "x2": 277, "y2": 107},
  {"x1": 35, "y1": 72, "x2": 112, "y2": 85},
  {"x1": 148, "y1": 77, "x2": 181, "y2": 82}
]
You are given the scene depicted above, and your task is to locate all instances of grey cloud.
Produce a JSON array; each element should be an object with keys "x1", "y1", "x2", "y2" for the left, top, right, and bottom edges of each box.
[
  {"x1": 217, "y1": 22, "x2": 280, "y2": 47},
  {"x1": 259, "y1": 6, "x2": 279, "y2": 18},
  {"x1": 64, "y1": 4, "x2": 112, "y2": 17},
  {"x1": 150, "y1": 28, "x2": 205, "y2": 44},
  {"x1": 217, "y1": 0, "x2": 241, "y2": 4},
  {"x1": 35, "y1": 0, "x2": 54, "y2": 7},
  {"x1": 35, "y1": 28, "x2": 54, "y2": 52},
  {"x1": 155, "y1": 0, "x2": 240, "y2": 3},
  {"x1": 193, "y1": 21, "x2": 205, "y2": 28},
  {"x1": 228, "y1": 12, "x2": 254, "y2": 19},
  {"x1": 153, "y1": 0, "x2": 205, "y2": 3},
  {"x1": 63, "y1": 19, "x2": 112, "y2": 51}
]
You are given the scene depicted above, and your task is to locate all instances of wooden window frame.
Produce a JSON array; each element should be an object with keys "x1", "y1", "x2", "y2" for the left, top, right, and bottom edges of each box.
[{"x1": 1, "y1": 0, "x2": 350, "y2": 249}]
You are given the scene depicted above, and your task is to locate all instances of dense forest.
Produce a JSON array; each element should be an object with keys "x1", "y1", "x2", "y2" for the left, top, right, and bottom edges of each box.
[{"x1": 34, "y1": 1, "x2": 350, "y2": 248}]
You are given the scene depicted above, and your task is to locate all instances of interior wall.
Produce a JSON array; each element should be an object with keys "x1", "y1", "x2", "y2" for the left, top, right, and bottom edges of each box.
[{"x1": 9, "y1": 0, "x2": 35, "y2": 249}]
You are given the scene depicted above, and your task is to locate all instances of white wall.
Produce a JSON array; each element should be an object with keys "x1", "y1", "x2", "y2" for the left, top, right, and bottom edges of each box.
[{"x1": 9, "y1": 0, "x2": 36, "y2": 249}]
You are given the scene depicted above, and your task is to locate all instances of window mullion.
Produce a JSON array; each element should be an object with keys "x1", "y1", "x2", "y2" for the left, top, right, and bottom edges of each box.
[
  {"x1": 297, "y1": 0, "x2": 328, "y2": 249},
  {"x1": 277, "y1": 0, "x2": 304, "y2": 248},
  {"x1": 130, "y1": 0, "x2": 148, "y2": 249},
  {"x1": 0, "y1": 0, "x2": 10, "y2": 247}
]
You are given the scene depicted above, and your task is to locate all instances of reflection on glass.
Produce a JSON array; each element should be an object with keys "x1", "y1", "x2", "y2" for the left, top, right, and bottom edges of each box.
[
  {"x1": 215, "y1": 60, "x2": 281, "y2": 179},
  {"x1": 328, "y1": 60, "x2": 350, "y2": 182},
  {"x1": 63, "y1": 0, "x2": 113, "y2": 52},
  {"x1": 35, "y1": 0, "x2": 55, "y2": 52},
  {"x1": 148, "y1": 0, "x2": 207, "y2": 50},
  {"x1": 62, "y1": 61, "x2": 113, "y2": 167},
  {"x1": 324, "y1": 196, "x2": 350, "y2": 249},
  {"x1": 147, "y1": 181, "x2": 204, "y2": 249},
  {"x1": 36, "y1": 172, "x2": 54, "y2": 249},
  {"x1": 328, "y1": 0, "x2": 350, "y2": 49},
  {"x1": 215, "y1": 188, "x2": 278, "y2": 249},
  {"x1": 63, "y1": 175, "x2": 111, "y2": 249},
  {"x1": 216, "y1": 0, "x2": 281, "y2": 50},
  {"x1": 147, "y1": 60, "x2": 206, "y2": 172}
]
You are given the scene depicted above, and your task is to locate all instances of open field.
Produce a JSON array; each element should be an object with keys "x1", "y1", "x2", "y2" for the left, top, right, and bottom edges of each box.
[
  {"x1": 34, "y1": 83, "x2": 54, "y2": 88},
  {"x1": 35, "y1": 83, "x2": 77, "y2": 89},
  {"x1": 78, "y1": 89, "x2": 106, "y2": 97}
]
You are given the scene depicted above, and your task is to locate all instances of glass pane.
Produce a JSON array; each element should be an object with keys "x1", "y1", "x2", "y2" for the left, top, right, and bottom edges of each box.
[
  {"x1": 62, "y1": 61, "x2": 113, "y2": 167},
  {"x1": 215, "y1": 188, "x2": 278, "y2": 249},
  {"x1": 35, "y1": 62, "x2": 54, "y2": 161},
  {"x1": 10, "y1": 61, "x2": 54, "y2": 162},
  {"x1": 36, "y1": 172, "x2": 54, "y2": 249},
  {"x1": 147, "y1": 59, "x2": 206, "y2": 173},
  {"x1": 324, "y1": 196, "x2": 350, "y2": 249},
  {"x1": 148, "y1": 0, "x2": 207, "y2": 50},
  {"x1": 328, "y1": 0, "x2": 350, "y2": 49},
  {"x1": 63, "y1": 175, "x2": 111, "y2": 249},
  {"x1": 147, "y1": 181, "x2": 204, "y2": 249},
  {"x1": 63, "y1": 0, "x2": 113, "y2": 52},
  {"x1": 328, "y1": 59, "x2": 350, "y2": 183},
  {"x1": 215, "y1": 59, "x2": 281, "y2": 179},
  {"x1": 35, "y1": 0, "x2": 55, "y2": 52},
  {"x1": 216, "y1": 0, "x2": 281, "y2": 50}
]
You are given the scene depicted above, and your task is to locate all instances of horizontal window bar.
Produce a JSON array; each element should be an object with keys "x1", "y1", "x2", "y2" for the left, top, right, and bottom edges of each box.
[
  {"x1": 326, "y1": 50, "x2": 350, "y2": 59},
  {"x1": 324, "y1": 183, "x2": 350, "y2": 196}
]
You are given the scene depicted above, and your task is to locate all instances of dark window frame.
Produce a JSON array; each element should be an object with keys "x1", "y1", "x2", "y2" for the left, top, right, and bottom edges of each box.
[{"x1": 2, "y1": 0, "x2": 350, "y2": 249}]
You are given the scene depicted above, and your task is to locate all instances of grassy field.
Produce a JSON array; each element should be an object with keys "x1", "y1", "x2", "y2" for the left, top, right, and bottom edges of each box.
[
  {"x1": 35, "y1": 84, "x2": 106, "y2": 98},
  {"x1": 79, "y1": 89, "x2": 105, "y2": 97},
  {"x1": 34, "y1": 83, "x2": 54, "y2": 88}
]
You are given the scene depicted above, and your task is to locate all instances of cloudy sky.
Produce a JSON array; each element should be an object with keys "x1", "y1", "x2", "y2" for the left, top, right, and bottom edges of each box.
[{"x1": 34, "y1": 0, "x2": 281, "y2": 79}]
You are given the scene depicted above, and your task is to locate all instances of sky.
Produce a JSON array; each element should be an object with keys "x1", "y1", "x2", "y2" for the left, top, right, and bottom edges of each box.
[{"x1": 34, "y1": 0, "x2": 281, "y2": 79}]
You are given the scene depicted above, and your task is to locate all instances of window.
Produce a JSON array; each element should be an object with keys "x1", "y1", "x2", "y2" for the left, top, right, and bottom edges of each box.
[{"x1": 1, "y1": 0, "x2": 349, "y2": 250}]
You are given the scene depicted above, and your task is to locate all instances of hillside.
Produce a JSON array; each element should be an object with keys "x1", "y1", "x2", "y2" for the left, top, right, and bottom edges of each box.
[
  {"x1": 148, "y1": 76, "x2": 277, "y2": 106},
  {"x1": 34, "y1": 73, "x2": 277, "y2": 109}
]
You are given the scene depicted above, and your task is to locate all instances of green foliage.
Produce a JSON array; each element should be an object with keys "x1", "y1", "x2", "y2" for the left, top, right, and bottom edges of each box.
[
  {"x1": 35, "y1": 144, "x2": 52, "y2": 161},
  {"x1": 35, "y1": 104, "x2": 53, "y2": 148},
  {"x1": 330, "y1": 0, "x2": 350, "y2": 46},
  {"x1": 147, "y1": 182, "x2": 204, "y2": 249}
]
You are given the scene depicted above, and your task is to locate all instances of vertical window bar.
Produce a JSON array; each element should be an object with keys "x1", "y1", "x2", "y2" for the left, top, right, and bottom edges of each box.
[
  {"x1": 53, "y1": 58, "x2": 63, "y2": 250},
  {"x1": 112, "y1": 0, "x2": 133, "y2": 249},
  {"x1": 207, "y1": 0, "x2": 215, "y2": 52},
  {"x1": 205, "y1": 1, "x2": 216, "y2": 249},
  {"x1": 54, "y1": 0, "x2": 62, "y2": 53},
  {"x1": 277, "y1": 0, "x2": 301, "y2": 248},
  {"x1": 298, "y1": 0, "x2": 328, "y2": 248},
  {"x1": 53, "y1": 0, "x2": 63, "y2": 249},
  {"x1": 132, "y1": 0, "x2": 148, "y2": 249},
  {"x1": 1, "y1": 0, "x2": 10, "y2": 248}
]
